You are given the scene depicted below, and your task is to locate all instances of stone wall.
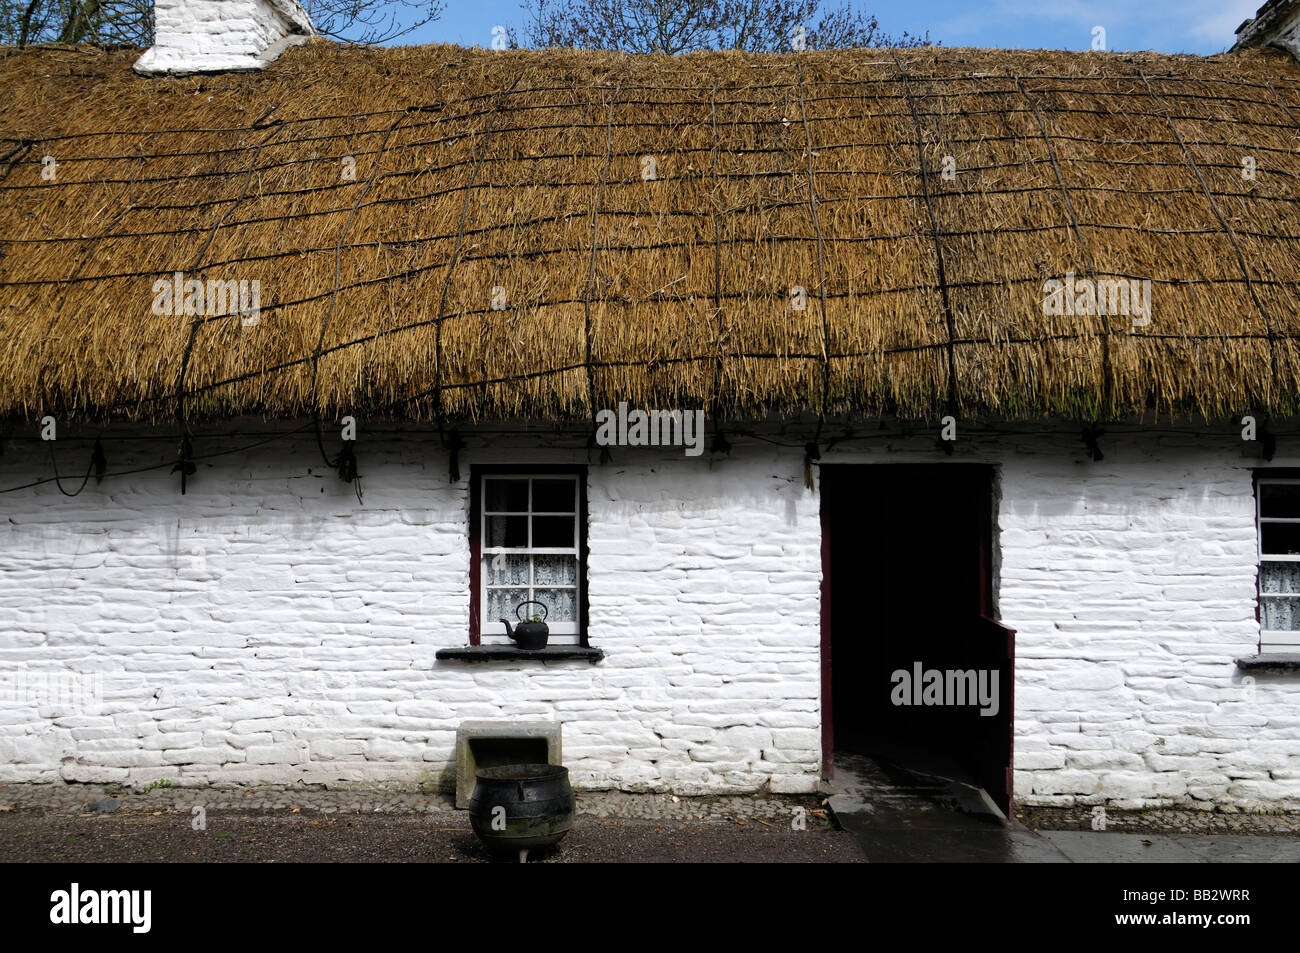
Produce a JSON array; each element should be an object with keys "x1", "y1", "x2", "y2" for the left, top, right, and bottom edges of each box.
[
  {"x1": 0, "y1": 427, "x2": 821, "y2": 795},
  {"x1": 1, "y1": 422, "x2": 1298, "y2": 809}
]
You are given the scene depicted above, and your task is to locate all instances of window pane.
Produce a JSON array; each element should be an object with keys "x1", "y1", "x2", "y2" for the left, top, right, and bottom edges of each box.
[
  {"x1": 487, "y1": 588, "x2": 531, "y2": 625},
  {"x1": 1262, "y1": 522, "x2": 1300, "y2": 556},
  {"x1": 1261, "y1": 562, "x2": 1300, "y2": 594},
  {"x1": 534, "y1": 555, "x2": 577, "y2": 586},
  {"x1": 534, "y1": 588, "x2": 576, "y2": 622},
  {"x1": 1261, "y1": 483, "x2": 1300, "y2": 518},
  {"x1": 532, "y1": 515, "x2": 575, "y2": 548},
  {"x1": 533, "y1": 478, "x2": 576, "y2": 513},
  {"x1": 486, "y1": 515, "x2": 528, "y2": 547},
  {"x1": 1262, "y1": 596, "x2": 1300, "y2": 631},
  {"x1": 485, "y1": 479, "x2": 529, "y2": 512},
  {"x1": 485, "y1": 553, "x2": 529, "y2": 586}
]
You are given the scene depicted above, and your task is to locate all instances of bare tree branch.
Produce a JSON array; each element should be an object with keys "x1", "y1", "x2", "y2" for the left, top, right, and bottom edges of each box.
[
  {"x1": 518, "y1": 0, "x2": 933, "y2": 51},
  {"x1": 0, "y1": 0, "x2": 444, "y2": 50},
  {"x1": 304, "y1": 0, "x2": 444, "y2": 46}
]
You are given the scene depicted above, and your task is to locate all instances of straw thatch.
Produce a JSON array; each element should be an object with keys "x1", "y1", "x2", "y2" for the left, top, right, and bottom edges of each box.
[{"x1": 3, "y1": 39, "x2": 1300, "y2": 424}]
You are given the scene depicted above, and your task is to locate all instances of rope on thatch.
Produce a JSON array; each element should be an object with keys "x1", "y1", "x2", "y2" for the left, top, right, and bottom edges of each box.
[
  {"x1": 429, "y1": 73, "x2": 524, "y2": 459},
  {"x1": 0, "y1": 138, "x2": 31, "y2": 183},
  {"x1": 9, "y1": 230, "x2": 1293, "y2": 299},
  {"x1": 13, "y1": 46, "x2": 1300, "y2": 425},
  {"x1": 7, "y1": 69, "x2": 1300, "y2": 188},
  {"x1": 32, "y1": 146, "x2": 146, "y2": 425},
  {"x1": 310, "y1": 105, "x2": 417, "y2": 471},
  {"x1": 1264, "y1": 77, "x2": 1300, "y2": 129},
  {"x1": 1013, "y1": 72, "x2": 1112, "y2": 418},
  {"x1": 173, "y1": 123, "x2": 285, "y2": 443},
  {"x1": 170, "y1": 125, "x2": 285, "y2": 490},
  {"x1": 15, "y1": 74, "x2": 1297, "y2": 169},
  {"x1": 16, "y1": 210, "x2": 1300, "y2": 294},
  {"x1": 59, "y1": 321, "x2": 1300, "y2": 429},
  {"x1": 5, "y1": 71, "x2": 1291, "y2": 153},
  {"x1": 584, "y1": 78, "x2": 623, "y2": 463},
  {"x1": 707, "y1": 80, "x2": 729, "y2": 454},
  {"x1": 1137, "y1": 67, "x2": 1281, "y2": 407},
  {"x1": 16, "y1": 140, "x2": 1300, "y2": 216},
  {"x1": 890, "y1": 49, "x2": 959, "y2": 421},
  {"x1": 794, "y1": 60, "x2": 832, "y2": 450},
  {"x1": 17, "y1": 159, "x2": 1300, "y2": 250},
  {"x1": 1263, "y1": 74, "x2": 1300, "y2": 417},
  {"x1": 79, "y1": 283, "x2": 1300, "y2": 425}
]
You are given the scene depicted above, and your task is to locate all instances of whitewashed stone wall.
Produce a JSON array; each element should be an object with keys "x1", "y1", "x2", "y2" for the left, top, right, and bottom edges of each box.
[
  {"x1": 995, "y1": 432, "x2": 1300, "y2": 811},
  {"x1": 135, "y1": 0, "x2": 313, "y2": 76},
  {"x1": 0, "y1": 426, "x2": 821, "y2": 795},
  {"x1": 1, "y1": 422, "x2": 1298, "y2": 808},
  {"x1": 820, "y1": 425, "x2": 1296, "y2": 811}
]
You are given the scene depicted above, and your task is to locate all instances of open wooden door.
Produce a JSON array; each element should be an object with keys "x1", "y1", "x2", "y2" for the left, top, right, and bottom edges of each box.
[
  {"x1": 969, "y1": 615, "x2": 1015, "y2": 817},
  {"x1": 969, "y1": 465, "x2": 1015, "y2": 818}
]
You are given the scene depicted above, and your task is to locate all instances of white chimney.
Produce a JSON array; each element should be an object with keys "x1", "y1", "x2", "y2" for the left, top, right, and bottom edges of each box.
[
  {"x1": 1233, "y1": 0, "x2": 1300, "y2": 59},
  {"x1": 135, "y1": 0, "x2": 315, "y2": 75}
]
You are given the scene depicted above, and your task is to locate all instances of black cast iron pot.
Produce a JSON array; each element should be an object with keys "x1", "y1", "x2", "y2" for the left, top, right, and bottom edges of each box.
[{"x1": 468, "y1": 763, "x2": 574, "y2": 862}]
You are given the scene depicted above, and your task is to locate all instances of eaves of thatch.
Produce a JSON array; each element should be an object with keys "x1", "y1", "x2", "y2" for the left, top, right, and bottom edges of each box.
[{"x1": 2, "y1": 40, "x2": 1300, "y2": 425}]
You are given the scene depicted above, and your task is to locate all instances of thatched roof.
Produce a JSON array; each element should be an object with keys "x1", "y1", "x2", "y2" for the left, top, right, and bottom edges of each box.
[{"x1": 3, "y1": 40, "x2": 1300, "y2": 425}]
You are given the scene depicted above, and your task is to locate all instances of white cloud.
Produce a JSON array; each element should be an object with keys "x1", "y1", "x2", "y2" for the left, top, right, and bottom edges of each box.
[{"x1": 1186, "y1": 0, "x2": 1259, "y2": 43}]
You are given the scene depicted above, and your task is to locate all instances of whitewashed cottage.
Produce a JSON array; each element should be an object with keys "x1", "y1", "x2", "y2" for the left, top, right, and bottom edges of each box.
[{"x1": 1, "y1": 0, "x2": 1300, "y2": 816}]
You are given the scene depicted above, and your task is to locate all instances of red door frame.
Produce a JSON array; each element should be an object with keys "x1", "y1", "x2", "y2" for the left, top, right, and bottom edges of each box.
[{"x1": 818, "y1": 464, "x2": 1008, "y2": 792}]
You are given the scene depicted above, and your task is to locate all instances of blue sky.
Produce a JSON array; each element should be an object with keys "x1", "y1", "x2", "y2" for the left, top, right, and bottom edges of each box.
[{"x1": 410, "y1": 0, "x2": 1261, "y2": 54}]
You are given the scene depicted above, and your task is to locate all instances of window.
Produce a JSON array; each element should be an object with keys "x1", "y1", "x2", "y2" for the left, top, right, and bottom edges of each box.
[
  {"x1": 1256, "y1": 476, "x2": 1300, "y2": 650},
  {"x1": 470, "y1": 467, "x2": 587, "y2": 646}
]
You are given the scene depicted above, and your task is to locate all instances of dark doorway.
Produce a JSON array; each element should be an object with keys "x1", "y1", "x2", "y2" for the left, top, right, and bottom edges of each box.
[{"x1": 820, "y1": 464, "x2": 1015, "y2": 816}]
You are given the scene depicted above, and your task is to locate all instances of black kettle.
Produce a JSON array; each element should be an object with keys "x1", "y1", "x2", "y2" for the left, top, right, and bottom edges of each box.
[{"x1": 500, "y1": 600, "x2": 550, "y2": 650}]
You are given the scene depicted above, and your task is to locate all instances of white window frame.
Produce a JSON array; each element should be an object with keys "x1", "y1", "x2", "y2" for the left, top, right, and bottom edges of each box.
[
  {"x1": 1256, "y1": 476, "x2": 1300, "y2": 649},
  {"x1": 480, "y1": 473, "x2": 581, "y2": 644}
]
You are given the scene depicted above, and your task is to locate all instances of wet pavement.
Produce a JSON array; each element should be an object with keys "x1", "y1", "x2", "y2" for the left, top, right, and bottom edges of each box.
[
  {"x1": 1033, "y1": 830, "x2": 1300, "y2": 863},
  {"x1": 0, "y1": 811, "x2": 860, "y2": 863},
  {"x1": 3, "y1": 772, "x2": 1299, "y2": 861},
  {"x1": 827, "y1": 752, "x2": 1300, "y2": 863},
  {"x1": 0, "y1": 782, "x2": 820, "y2": 822},
  {"x1": 0, "y1": 782, "x2": 856, "y2": 862}
]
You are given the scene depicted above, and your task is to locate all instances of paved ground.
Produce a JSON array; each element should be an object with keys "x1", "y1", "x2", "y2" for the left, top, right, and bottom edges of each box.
[
  {"x1": 3, "y1": 777, "x2": 1299, "y2": 862},
  {"x1": 0, "y1": 812, "x2": 860, "y2": 863},
  {"x1": 0, "y1": 781, "x2": 854, "y2": 863},
  {"x1": 0, "y1": 782, "x2": 817, "y2": 821},
  {"x1": 828, "y1": 752, "x2": 1300, "y2": 863}
]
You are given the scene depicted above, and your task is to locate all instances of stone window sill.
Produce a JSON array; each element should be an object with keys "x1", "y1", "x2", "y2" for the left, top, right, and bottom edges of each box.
[
  {"x1": 435, "y1": 645, "x2": 604, "y2": 663},
  {"x1": 1235, "y1": 653, "x2": 1300, "y2": 671}
]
